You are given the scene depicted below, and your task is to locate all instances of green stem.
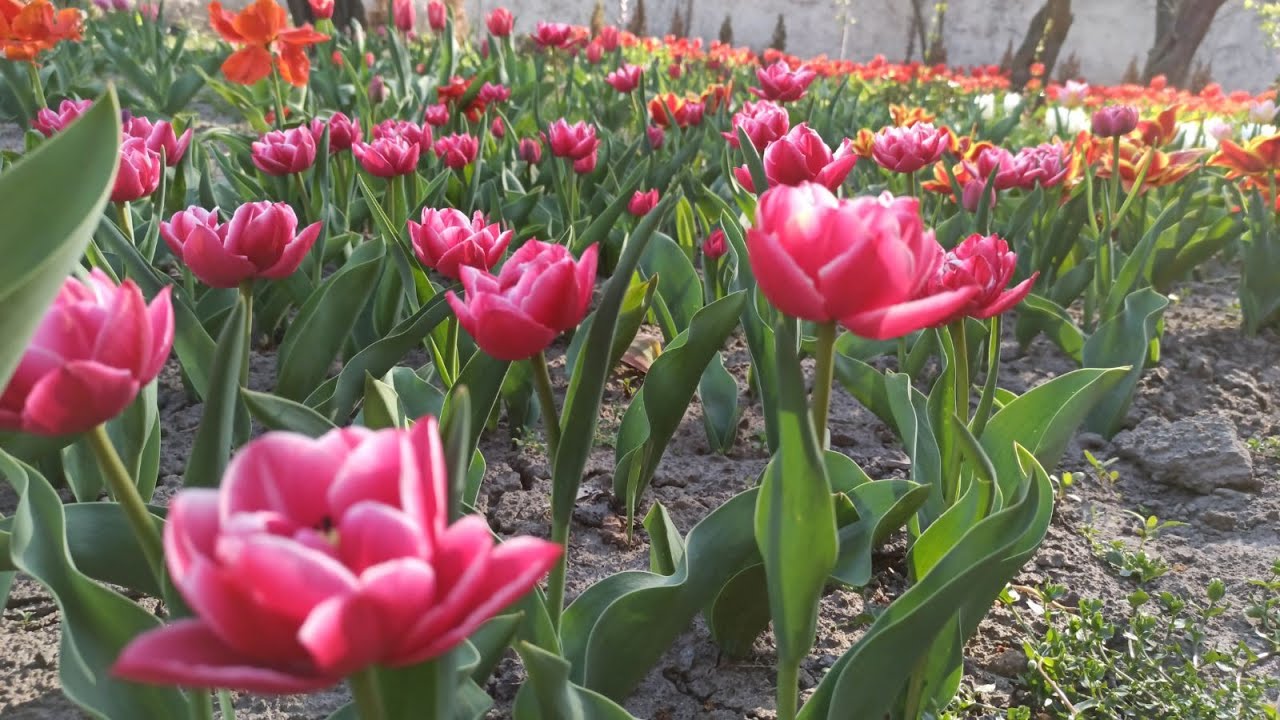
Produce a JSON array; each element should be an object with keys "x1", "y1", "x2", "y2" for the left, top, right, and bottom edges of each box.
[
  {"x1": 294, "y1": 173, "x2": 312, "y2": 223},
  {"x1": 776, "y1": 662, "x2": 799, "y2": 720},
  {"x1": 87, "y1": 425, "x2": 164, "y2": 587},
  {"x1": 529, "y1": 351, "x2": 561, "y2": 463},
  {"x1": 238, "y1": 280, "x2": 255, "y2": 388},
  {"x1": 546, "y1": 521, "x2": 570, "y2": 632},
  {"x1": 947, "y1": 320, "x2": 970, "y2": 425},
  {"x1": 970, "y1": 314, "x2": 1001, "y2": 437},
  {"x1": 216, "y1": 689, "x2": 235, "y2": 720},
  {"x1": 115, "y1": 202, "x2": 135, "y2": 245},
  {"x1": 811, "y1": 322, "x2": 837, "y2": 450},
  {"x1": 704, "y1": 256, "x2": 719, "y2": 304},
  {"x1": 189, "y1": 689, "x2": 213, "y2": 720},
  {"x1": 348, "y1": 667, "x2": 386, "y2": 720},
  {"x1": 906, "y1": 170, "x2": 918, "y2": 200},
  {"x1": 27, "y1": 62, "x2": 46, "y2": 110},
  {"x1": 269, "y1": 70, "x2": 287, "y2": 130}
]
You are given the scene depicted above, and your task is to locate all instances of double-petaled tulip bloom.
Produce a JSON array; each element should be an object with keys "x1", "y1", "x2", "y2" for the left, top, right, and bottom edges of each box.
[
  {"x1": 251, "y1": 126, "x2": 317, "y2": 176},
  {"x1": 734, "y1": 123, "x2": 856, "y2": 193},
  {"x1": 531, "y1": 21, "x2": 572, "y2": 49},
  {"x1": 1209, "y1": 133, "x2": 1280, "y2": 178},
  {"x1": 605, "y1": 64, "x2": 642, "y2": 93},
  {"x1": 518, "y1": 137, "x2": 542, "y2": 164},
  {"x1": 927, "y1": 234, "x2": 1037, "y2": 325},
  {"x1": 353, "y1": 135, "x2": 419, "y2": 178},
  {"x1": 745, "y1": 183, "x2": 978, "y2": 340},
  {"x1": 161, "y1": 202, "x2": 321, "y2": 288},
  {"x1": 546, "y1": 119, "x2": 599, "y2": 174},
  {"x1": 1090, "y1": 105, "x2": 1139, "y2": 138},
  {"x1": 308, "y1": 112, "x2": 362, "y2": 153},
  {"x1": 0, "y1": 270, "x2": 173, "y2": 436},
  {"x1": 113, "y1": 137, "x2": 163, "y2": 203},
  {"x1": 423, "y1": 103, "x2": 450, "y2": 127},
  {"x1": 32, "y1": 98, "x2": 91, "y2": 137},
  {"x1": 373, "y1": 118, "x2": 431, "y2": 154},
  {"x1": 871, "y1": 122, "x2": 952, "y2": 174},
  {"x1": 113, "y1": 419, "x2": 560, "y2": 692},
  {"x1": 123, "y1": 116, "x2": 192, "y2": 167},
  {"x1": 408, "y1": 208, "x2": 512, "y2": 280},
  {"x1": 749, "y1": 60, "x2": 816, "y2": 103},
  {"x1": 446, "y1": 240, "x2": 598, "y2": 361},
  {"x1": 967, "y1": 144, "x2": 1075, "y2": 192},
  {"x1": 1099, "y1": 139, "x2": 1202, "y2": 192},
  {"x1": 485, "y1": 7, "x2": 512, "y2": 36},
  {"x1": 433, "y1": 133, "x2": 479, "y2": 170},
  {"x1": 628, "y1": 189, "x2": 659, "y2": 216},
  {"x1": 724, "y1": 100, "x2": 790, "y2": 151},
  {"x1": 208, "y1": 0, "x2": 328, "y2": 86}
]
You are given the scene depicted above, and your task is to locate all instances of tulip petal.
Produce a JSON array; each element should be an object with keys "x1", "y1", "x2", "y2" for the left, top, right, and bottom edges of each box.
[
  {"x1": 216, "y1": 533, "x2": 358, "y2": 621},
  {"x1": 459, "y1": 293, "x2": 558, "y2": 361},
  {"x1": 327, "y1": 430, "x2": 406, "y2": 518},
  {"x1": 165, "y1": 489, "x2": 222, "y2": 580},
  {"x1": 91, "y1": 281, "x2": 150, "y2": 376},
  {"x1": 973, "y1": 274, "x2": 1037, "y2": 320},
  {"x1": 220, "y1": 46, "x2": 274, "y2": 87},
  {"x1": 840, "y1": 286, "x2": 980, "y2": 340},
  {"x1": 402, "y1": 417, "x2": 447, "y2": 537},
  {"x1": 260, "y1": 222, "x2": 321, "y2": 280},
  {"x1": 142, "y1": 287, "x2": 175, "y2": 381},
  {"x1": 745, "y1": 228, "x2": 829, "y2": 322},
  {"x1": 223, "y1": 430, "x2": 365, "y2": 524},
  {"x1": 183, "y1": 224, "x2": 257, "y2": 289},
  {"x1": 182, "y1": 556, "x2": 310, "y2": 663},
  {"x1": 22, "y1": 361, "x2": 139, "y2": 435},
  {"x1": 298, "y1": 593, "x2": 384, "y2": 675},
  {"x1": 336, "y1": 502, "x2": 428, "y2": 573},
  {"x1": 113, "y1": 620, "x2": 337, "y2": 693}
]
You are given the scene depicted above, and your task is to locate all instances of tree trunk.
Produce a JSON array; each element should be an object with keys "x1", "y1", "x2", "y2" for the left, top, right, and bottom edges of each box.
[
  {"x1": 1155, "y1": 0, "x2": 1178, "y2": 39},
  {"x1": 1008, "y1": 0, "x2": 1073, "y2": 90},
  {"x1": 286, "y1": 0, "x2": 366, "y2": 30},
  {"x1": 905, "y1": 0, "x2": 928, "y2": 61},
  {"x1": 924, "y1": 2, "x2": 948, "y2": 65},
  {"x1": 1144, "y1": 0, "x2": 1227, "y2": 86}
]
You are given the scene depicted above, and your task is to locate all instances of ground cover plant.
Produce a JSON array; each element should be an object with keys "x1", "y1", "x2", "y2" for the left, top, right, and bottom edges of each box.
[{"x1": 0, "y1": 1, "x2": 1278, "y2": 718}]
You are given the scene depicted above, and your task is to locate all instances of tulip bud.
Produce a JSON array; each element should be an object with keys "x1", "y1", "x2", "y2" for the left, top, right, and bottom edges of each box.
[
  {"x1": 518, "y1": 137, "x2": 542, "y2": 163},
  {"x1": 112, "y1": 137, "x2": 162, "y2": 203},
  {"x1": 1091, "y1": 105, "x2": 1139, "y2": 138},
  {"x1": 627, "y1": 189, "x2": 659, "y2": 216},
  {"x1": 486, "y1": 7, "x2": 513, "y2": 36},
  {"x1": 586, "y1": 40, "x2": 603, "y2": 64},
  {"x1": 308, "y1": 0, "x2": 333, "y2": 20},
  {"x1": 703, "y1": 228, "x2": 727, "y2": 260},
  {"x1": 251, "y1": 127, "x2": 318, "y2": 176},
  {"x1": 427, "y1": 0, "x2": 445, "y2": 30},
  {"x1": 369, "y1": 75, "x2": 387, "y2": 104},
  {"x1": 961, "y1": 180, "x2": 996, "y2": 213},
  {"x1": 424, "y1": 103, "x2": 450, "y2": 126},
  {"x1": 490, "y1": 117, "x2": 505, "y2": 138},
  {"x1": 392, "y1": 0, "x2": 414, "y2": 31},
  {"x1": 647, "y1": 125, "x2": 665, "y2": 150}
]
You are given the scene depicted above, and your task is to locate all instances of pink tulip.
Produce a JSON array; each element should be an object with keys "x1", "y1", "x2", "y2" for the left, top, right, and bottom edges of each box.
[
  {"x1": 427, "y1": 0, "x2": 445, "y2": 30},
  {"x1": 572, "y1": 151, "x2": 597, "y2": 174},
  {"x1": 308, "y1": 0, "x2": 333, "y2": 20},
  {"x1": 532, "y1": 21, "x2": 573, "y2": 48},
  {"x1": 352, "y1": 136, "x2": 420, "y2": 178},
  {"x1": 628, "y1": 189, "x2": 659, "y2": 216},
  {"x1": 599, "y1": 25, "x2": 619, "y2": 51},
  {"x1": 1248, "y1": 99, "x2": 1277, "y2": 125},
  {"x1": 871, "y1": 123, "x2": 952, "y2": 174},
  {"x1": 746, "y1": 183, "x2": 978, "y2": 339},
  {"x1": 408, "y1": 208, "x2": 512, "y2": 280},
  {"x1": 724, "y1": 99, "x2": 790, "y2": 151},
  {"x1": 373, "y1": 118, "x2": 431, "y2": 154},
  {"x1": 309, "y1": 113, "x2": 363, "y2": 153},
  {"x1": 32, "y1": 98, "x2": 92, "y2": 137},
  {"x1": 489, "y1": 117, "x2": 505, "y2": 138},
  {"x1": 762, "y1": 123, "x2": 857, "y2": 191},
  {"x1": 485, "y1": 7, "x2": 513, "y2": 36},
  {"x1": 433, "y1": 133, "x2": 479, "y2": 169},
  {"x1": 368, "y1": 75, "x2": 387, "y2": 104},
  {"x1": 113, "y1": 137, "x2": 162, "y2": 203},
  {"x1": 251, "y1": 127, "x2": 317, "y2": 176},
  {"x1": 478, "y1": 82, "x2": 510, "y2": 104},
  {"x1": 1008, "y1": 143, "x2": 1073, "y2": 189},
  {"x1": 667, "y1": 63, "x2": 682, "y2": 79},
  {"x1": 113, "y1": 420, "x2": 560, "y2": 692},
  {"x1": 646, "y1": 125, "x2": 664, "y2": 150},
  {"x1": 423, "y1": 103, "x2": 450, "y2": 127},
  {"x1": 1059, "y1": 80, "x2": 1088, "y2": 108},
  {"x1": 123, "y1": 116, "x2": 192, "y2": 167},
  {"x1": 749, "y1": 61, "x2": 816, "y2": 103},
  {"x1": 161, "y1": 203, "x2": 321, "y2": 288},
  {"x1": 447, "y1": 240, "x2": 598, "y2": 361},
  {"x1": 703, "y1": 229, "x2": 727, "y2": 260},
  {"x1": 585, "y1": 40, "x2": 603, "y2": 64},
  {"x1": 518, "y1": 137, "x2": 542, "y2": 163},
  {"x1": 605, "y1": 64, "x2": 642, "y2": 93},
  {"x1": 927, "y1": 234, "x2": 1037, "y2": 323},
  {"x1": 392, "y1": 0, "x2": 414, "y2": 32},
  {"x1": 546, "y1": 119, "x2": 599, "y2": 162},
  {"x1": 1091, "y1": 105, "x2": 1139, "y2": 138},
  {"x1": 961, "y1": 180, "x2": 996, "y2": 212},
  {"x1": 0, "y1": 270, "x2": 173, "y2": 436}
]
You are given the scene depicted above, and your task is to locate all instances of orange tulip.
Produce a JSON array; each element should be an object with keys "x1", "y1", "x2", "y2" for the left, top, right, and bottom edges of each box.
[
  {"x1": 850, "y1": 128, "x2": 875, "y2": 159},
  {"x1": 890, "y1": 104, "x2": 935, "y2": 127},
  {"x1": 1133, "y1": 105, "x2": 1179, "y2": 147},
  {"x1": 208, "y1": 0, "x2": 328, "y2": 87},
  {"x1": 0, "y1": 0, "x2": 82, "y2": 61},
  {"x1": 1097, "y1": 138, "x2": 1202, "y2": 193},
  {"x1": 1208, "y1": 134, "x2": 1280, "y2": 178}
]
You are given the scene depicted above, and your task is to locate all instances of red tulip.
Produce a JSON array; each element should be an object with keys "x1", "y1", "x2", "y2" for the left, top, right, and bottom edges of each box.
[
  {"x1": 572, "y1": 151, "x2": 597, "y2": 174},
  {"x1": 251, "y1": 127, "x2": 317, "y2": 176},
  {"x1": 667, "y1": 63, "x2": 682, "y2": 79},
  {"x1": 32, "y1": 98, "x2": 92, "y2": 137},
  {"x1": 871, "y1": 122, "x2": 952, "y2": 174},
  {"x1": 605, "y1": 64, "x2": 642, "y2": 93},
  {"x1": 123, "y1": 116, "x2": 192, "y2": 167},
  {"x1": 628, "y1": 189, "x2": 659, "y2": 216},
  {"x1": 353, "y1": 136, "x2": 419, "y2": 178},
  {"x1": 485, "y1": 7, "x2": 512, "y2": 36},
  {"x1": 546, "y1": 119, "x2": 599, "y2": 162},
  {"x1": 113, "y1": 137, "x2": 162, "y2": 203},
  {"x1": 749, "y1": 61, "x2": 816, "y2": 103},
  {"x1": 927, "y1": 233, "x2": 1037, "y2": 323},
  {"x1": 585, "y1": 40, "x2": 604, "y2": 64},
  {"x1": 532, "y1": 21, "x2": 572, "y2": 48},
  {"x1": 308, "y1": 0, "x2": 332, "y2": 20},
  {"x1": 426, "y1": 0, "x2": 444, "y2": 30},
  {"x1": 392, "y1": 0, "x2": 414, "y2": 31},
  {"x1": 423, "y1": 104, "x2": 450, "y2": 126},
  {"x1": 490, "y1": 117, "x2": 505, "y2": 138},
  {"x1": 433, "y1": 133, "x2": 478, "y2": 169},
  {"x1": 161, "y1": 203, "x2": 321, "y2": 288},
  {"x1": 1091, "y1": 105, "x2": 1138, "y2": 138},
  {"x1": 518, "y1": 137, "x2": 542, "y2": 163},
  {"x1": 703, "y1": 228, "x2": 727, "y2": 260},
  {"x1": 724, "y1": 99, "x2": 790, "y2": 151},
  {"x1": 598, "y1": 25, "x2": 619, "y2": 51},
  {"x1": 113, "y1": 420, "x2": 560, "y2": 692},
  {"x1": 762, "y1": 123, "x2": 857, "y2": 191},
  {"x1": 308, "y1": 113, "x2": 362, "y2": 153},
  {"x1": 408, "y1": 207, "x2": 512, "y2": 280},
  {"x1": 446, "y1": 240, "x2": 598, "y2": 361},
  {"x1": 0, "y1": 270, "x2": 173, "y2": 436},
  {"x1": 646, "y1": 125, "x2": 664, "y2": 149},
  {"x1": 746, "y1": 183, "x2": 977, "y2": 339}
]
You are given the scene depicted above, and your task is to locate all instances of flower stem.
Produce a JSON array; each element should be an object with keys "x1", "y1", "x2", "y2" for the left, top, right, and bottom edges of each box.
[
  {"x1": 529, "y1": 351, "x2": 561, "y2": 463},
  {"x1": 776, "y1": 662, "x2": 799, "y2": 720},
  {"x1": 189, "y1": 688, "x2": 213, "y2": 720},
  {"x1": 115, "y1": 202, "x2": 135, "y2": 245},
  {"x1": 217, "y1": 689, "x2": 236, "y2": 720},
  {"x1": 87, "y1": 424, "x2": 164, "y2": 587},
  {"x1": 269, "y1": 70, "x2": 287, "y2": 131},
  {"x1": 947, "y1": 320, "x2": 970, "y2": 426},
  {"x1": 348, "y1": 667, "x2": 386, "y2": 720},
  {"x1": 26, "y1": 62, "x2": 46, "y2": 110},
  {"x1": 811, "y1": 322, "x2": 837, "y2": 450},
  {"x1": 546, "y1": 522, "x2": 569, "y2": 632},
  {"x1": 238, "y1": 280, "x2": 255, "y2": 388}
]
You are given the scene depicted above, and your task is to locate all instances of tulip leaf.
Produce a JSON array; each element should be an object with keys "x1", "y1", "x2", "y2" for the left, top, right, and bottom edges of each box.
[
  {"x1": 572, "y1": 160, "x2": 650, "y2": 254},
  {"x1": 241, "y1": 387, "x2": 337, "y2": 437},
  {"x1": 442, "y1": 351, "x2": 511, "y2": 464},
  {"x1": 1081, "y1": 289, "x2": 1167, "y2": 437},
  {"x1": 560, "y1": 488, "x2": 760, "y2": 699},
  {"x1": 614, "y1": 291, "x2": 746, "y2": 529},
  {"x1": 564, "y1": 274, "x2": 658, "y2": 385},
  {"x1": 0, "y1": 450, "x2": 190, "y2": 718},
  {"x1": 1240, "y1": 186, "x2": 1280, "y2": 334},
  {"x1": 719, "y1": 215, "x2": 781, "y2": 451},
  {"x1": 277, "y1": 239, "x2": 387, "y2": 401},
  {"x1": 639, "y1": 233, "x2": 703, "y2": 340},
  {"x1": 885, "y1": 372, "x2": 945, "y2": 527},
  {"x1": 183, "y1": 297, "x2": 246, "y2": 489},
  {"x1": 513, "y1": 642, "x2": 637, "y2": 720},
  {"x1": 0, "y1": 89, "x2": 120, "y2": 392},
  {"x1": 830, "y1": 479, "x2": 931, "y2": 588},
  {"x1": 1016, "y1": 293, "x2": 1085, "y2": 363},
  {"x1": 797, "y1": 446, "x2": 1053, "y2": 720},
  {"x1": 707, "y1": 563, "x2": 770, "y2": 658},
  {"x1": 642, "y1": 502, "x2": 685, "y2": 576},
  {"x1": 698, "y1": 352, "x2": 740, "y2": 454}
]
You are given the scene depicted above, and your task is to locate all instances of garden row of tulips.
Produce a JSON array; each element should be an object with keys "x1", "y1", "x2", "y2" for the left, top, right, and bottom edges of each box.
[{"x1": 1, "y1": 0, "x2": 1279, "y2": 718}]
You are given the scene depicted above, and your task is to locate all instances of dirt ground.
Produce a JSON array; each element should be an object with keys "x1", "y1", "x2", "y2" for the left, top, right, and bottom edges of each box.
[{"x1": 2, "y1": 261, "x2": 1278, "y2": 719}]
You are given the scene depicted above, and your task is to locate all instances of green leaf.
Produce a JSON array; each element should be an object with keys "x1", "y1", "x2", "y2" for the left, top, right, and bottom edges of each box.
[
  {"x1": 639, "y1": 233, "x2": 703, "y2": 339},
  {"x1": 564, "y1": 274, "x2": 657, "y2": 385},
  {"x1": 1081, "y1": 288, "x2": 1167, "y2": 437},
  {"x1": 754, "y1": 318, "x2": 837, "y2": 670},
  {"x1": 698, "y1": 352, "x2": 740, "y2": 453},
  {"x1": 513, "y1": 642, "x2": 637, "y2": 720},
  {"x1": 707, "y1": 563, "x2": 770, "y2": 658},
  {"x1": 184, "y1": 296, "x2": 246, "y2": 488},
  {"x1": 362, "y1": 372, "x2": 404, "y2": 430},
  {"x1": 1017, "y1": 293, "x2": 1085, "y2": 363},
  {"x1": 613, "y1": 292, "x2": 747, "y2": 527},
  {"x1": 642, "y1": 502, "x2": 685, "y2": 576},
  {"x1": 242, "y1": 387, "x2": 337, "y2": 437},
  {"x1": 0, "y1": 450, "x2": 190, "y2": 718},
  {"x1": 572, "y1": 160, "x2": 650, "y2": 254},
  {"x1": 442, "y1": 351, "x2": 511, "y2": 465},
  {"x1": 0, "y1": 88, "x2": 120, "y2": 391},
  {"x1": 830, "y1": 479, "x2": 930, "y2": 588},
  {"x1": 277, "y1": 239, "x2": 386, "y2": 400}
]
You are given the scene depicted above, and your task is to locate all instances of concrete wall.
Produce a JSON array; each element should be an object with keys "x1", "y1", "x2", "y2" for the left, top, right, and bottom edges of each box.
[{"x1": 459, "y1": 0, "x2": 1278, "y2": 92}]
